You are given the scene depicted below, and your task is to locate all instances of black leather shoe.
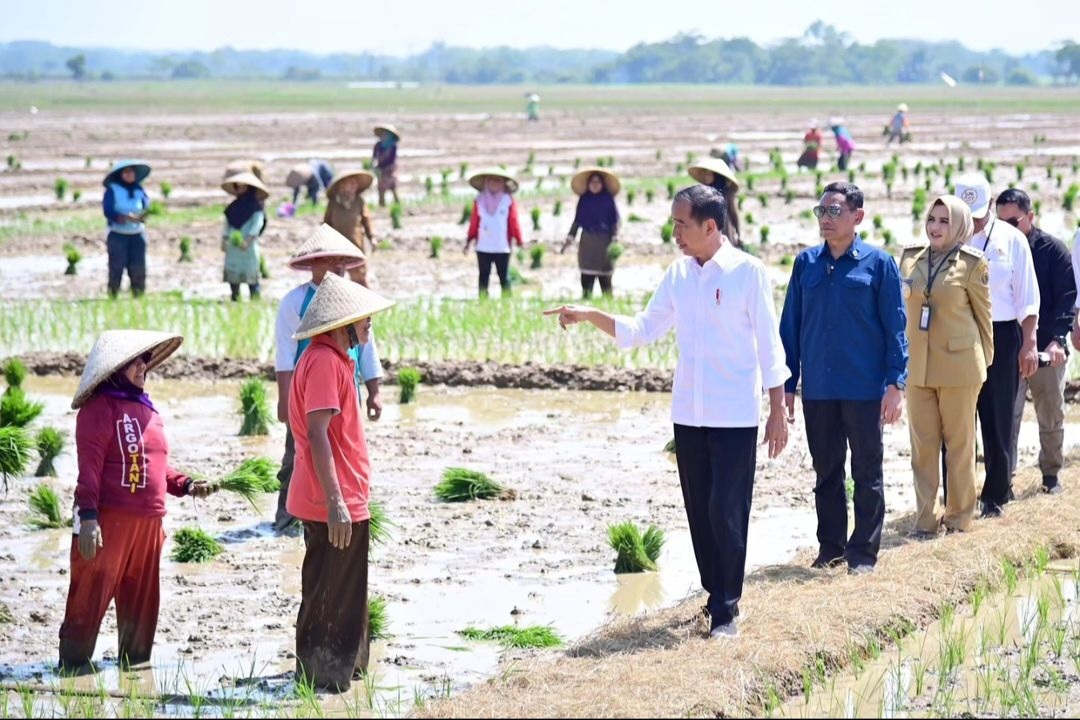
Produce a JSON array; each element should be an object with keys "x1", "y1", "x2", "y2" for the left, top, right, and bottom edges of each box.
[
  {"x1": 811, "y1": 554, "x2": 845, "y2": 569},
  {"x1": 980, "y1": 502, "x2": 1003, "y2": 519},
  {"x1": 1042, "y1": 476, "x2": 1064, "y2": 495}
]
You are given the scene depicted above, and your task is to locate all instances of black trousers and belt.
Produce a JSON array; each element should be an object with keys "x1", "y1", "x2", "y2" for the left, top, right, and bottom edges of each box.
[
  {"x1": 673, "y1": 424, "x2": 757, "y2": 628},
  {"x1": 802, "y1": 399, "x2": 884, "y2": 567}
]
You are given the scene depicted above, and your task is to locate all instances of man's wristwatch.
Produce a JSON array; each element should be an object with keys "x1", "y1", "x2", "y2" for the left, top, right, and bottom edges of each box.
[
  {"x1": 1055, "y1": 336, "x2": 1070, "y2": 354},
  {"x1": 892, "y1": 379, "x2": 906, "y2": 391}
]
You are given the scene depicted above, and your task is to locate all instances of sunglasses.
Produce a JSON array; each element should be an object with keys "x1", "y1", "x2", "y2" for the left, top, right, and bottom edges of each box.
[
  {"x1": 812, "y1": 205, "x2": 846, "y2": 219},
  {"x1": 999, "y1": 216, "x2": 1023, "y2": 228}
]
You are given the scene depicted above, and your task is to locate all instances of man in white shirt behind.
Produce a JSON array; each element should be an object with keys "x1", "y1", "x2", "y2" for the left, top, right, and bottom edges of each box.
[{"x1": 545, "y1": 185, "x2": 790, "y2": 639}]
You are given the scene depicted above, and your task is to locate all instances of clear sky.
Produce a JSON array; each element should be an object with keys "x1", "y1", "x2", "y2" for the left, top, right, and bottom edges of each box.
[{"x1": 2, "y1": 0, "x2": 1076, "y2": 56}]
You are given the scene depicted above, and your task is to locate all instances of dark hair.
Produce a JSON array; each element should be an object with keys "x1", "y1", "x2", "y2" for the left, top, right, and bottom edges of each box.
[
  {"x1": 822, "y1": 182, "x2": 864, "y2": 210},
  {"x1": 673, "y1": 184, "x2": 727, "y2": 234},
  {"x1": 995, "y1": 188, "x2": 1031, "y2": 213}
]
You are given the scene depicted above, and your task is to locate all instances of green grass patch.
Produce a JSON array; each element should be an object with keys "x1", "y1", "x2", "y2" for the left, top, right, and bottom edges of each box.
[
  {"x1": 607, "y1": 521, "x2": 665, "y2": 573},
  {"x1": 457, "y1": 625, "x2": 563, "y2": 649},
  {"x1": 170, "y1": 527, "x2": 224, "y2": 563},
  {"x1": 436, "y1": 467, "x2": 513, "y2": 502}
]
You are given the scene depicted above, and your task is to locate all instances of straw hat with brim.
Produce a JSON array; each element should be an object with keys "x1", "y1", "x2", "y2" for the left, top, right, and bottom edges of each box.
[
  {"x1": 285, "y1": 163, "x2": 315, "y2": 189},
  {"x1": 468, "y1": 169, "x2": 519, "y2": 194},
  {"x1": 373, "y1": 124, "x2": 400, "y2": 140},
  {"x1": 293, "y1": 273, "x2": 395, "y2": 341},
  {"x1": 222, "y1": 172, "x2": 270, "y2": 202},
  {"x1": 571, "y1": 168, "x2": 621, "y2": 196},
  {"x1": 72, "y1": 330, "x2": 183, "y2": 410},
  {"x1": 327, "y1": 169, "x2": 375, "y2": 197},
  {"x1": 103, "y1": 159, "x2": 151, "y2": 187},
  {"x1": 688, "y1": 158, "x2": 740, "y2": 192},
  {"x1": 224, "y1": 160, "x2": 265, "y2": 183},
  {"x1": 898, "y1": 103, "x2": 909, "y2": 113},
  {"x1": 288, "y1": 223, "x2": 367, "y2": 271}
]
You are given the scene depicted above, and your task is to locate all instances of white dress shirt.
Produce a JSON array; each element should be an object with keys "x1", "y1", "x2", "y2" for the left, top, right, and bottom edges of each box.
[
  {"x1": 966, "y1": 217, "x2": 1040, "y2": 322},
  {"x1": 614, "y1": 242, "x2": 790, "y2": 428},
  {"x1": 275, "y1": 282, "x2": 383, "y2": 381},
  {"x1": 1072, "y1": 228, "x2": 1080, "y2": 310}
]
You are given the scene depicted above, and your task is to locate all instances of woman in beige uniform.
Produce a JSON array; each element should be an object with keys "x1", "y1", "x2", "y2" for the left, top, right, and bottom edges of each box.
[
  {"x1": 900, "y1": 195, "x2": 993, "y2": 537},
  {"x1": 323, "y1": 169, "x2": 376, "y2": 286}
]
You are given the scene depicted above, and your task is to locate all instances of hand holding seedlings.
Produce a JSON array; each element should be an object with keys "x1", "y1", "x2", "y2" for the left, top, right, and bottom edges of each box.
[
  {"x1": 188, "y1": 480, "x2": 218, "y2": 498},
  {"x1": 78, "y1": 520, "x2": 103, "y2": 561}
]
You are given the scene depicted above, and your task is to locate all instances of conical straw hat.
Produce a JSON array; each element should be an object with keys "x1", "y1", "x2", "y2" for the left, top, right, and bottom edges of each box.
[
  {"x1": 468, "y1": 168, "x2": 519, "y2": 194},
  {"x1": 373, "y1": 124, "x2": 401, "y2": 140},
  {"x1": 571, "y1": 168, "x2": 621, "y2": 196},
  {"x1": 285, "y1": 163, "x2": 314, "y2": 189},
  {"x1": 224, "y1": 160, "x2": 266, "y2": 183},
  {"x1": 103, "y1": 159, "x2": 151, "y2": 187},
  {"x1": 326, "y1": 169, "x2": 375, "y2": 197},
  {"x1": 288, "y1": 224, "x2": 367, "y2": 271},
  {"x1": 897, "y1": 103, "x2": 909, "y2": 113},
  {"x1": 222, "y1": 171, "x2": 270, "y2": 201},
  {"x1": 688, "y1": 157, "x2": 740, "y2": 192},
  {"x1": 293, "y1": 273, "x2": 395, "y2": 341},
  {"x1": 72, "y1": 330, "x2": 183, "y2": 409}
]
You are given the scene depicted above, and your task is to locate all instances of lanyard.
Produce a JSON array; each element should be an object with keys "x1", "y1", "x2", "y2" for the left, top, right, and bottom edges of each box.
[
  {"x1": 980, "y1": 220, "x2": 996, "y2": 253},
  {"x1": 924, "y1": 245, "x2": 960, "y2": 299}
]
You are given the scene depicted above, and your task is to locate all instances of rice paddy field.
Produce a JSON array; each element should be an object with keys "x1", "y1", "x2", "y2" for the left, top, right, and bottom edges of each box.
[{"x1": 2, "y1": 82, "x2": 1080, "y2": 717}]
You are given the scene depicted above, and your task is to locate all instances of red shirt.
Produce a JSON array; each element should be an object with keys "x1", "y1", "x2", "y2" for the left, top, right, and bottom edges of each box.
[
  {"x1": 74, "y1": 394, "x2": 190, "y2": 521},
  {"x1": 286, "y1": 334, "x2": 371, "y2": 523}
]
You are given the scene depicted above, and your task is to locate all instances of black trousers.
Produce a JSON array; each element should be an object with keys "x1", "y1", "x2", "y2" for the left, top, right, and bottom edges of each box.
[
  {"x1": 107, "y1": 232, "x2": 146, "y2": 297},
  {"x1": 978, "y1": 321, "x2": 1022, "y2": 509},
  {"x1": 581, "y1": 274, "x2": 612, "y2": 298},
  {"x1": 477, "y1": 251, "x2": 511, "y2": 294},
  {"x1": 274, "y1": 428, "x2": 296, "y2": 532},
  {"x1": 802, "y1": 400, "x2": 884, "y2": 567},
  {"x1": 673, "y1": 424, "x2": 757, "y2": 627}
]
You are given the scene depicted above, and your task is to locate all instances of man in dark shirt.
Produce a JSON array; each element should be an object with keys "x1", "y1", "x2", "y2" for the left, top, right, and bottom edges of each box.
[
  {"x1": 780, "y1": 182, "x2": 909, "y2": 574},
  {"x1": 997, "y1": 189, "x2": 1076, "y2": 495}
]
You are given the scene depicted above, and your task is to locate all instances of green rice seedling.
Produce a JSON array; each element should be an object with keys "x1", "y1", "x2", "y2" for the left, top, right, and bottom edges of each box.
[
  {"x1": 553, "y1": 200, "x2": 562, "y2": 217},
  {"x1": 606, "y1": 243, "x2": 624, "y2": 265},
  {"x1": 527, "y1": 150, "x2": 536, "y2": 166},
  {"x1": 884, "y1": 180, "x2": 894, "y2": 198},
  {"x1": 626, "y1": 189, "x2": 636, "y2": 206},
  {"x1": 459, "y1": 202, "x2": 472, "y2": 225},
  {"x1": 756, "y1": 192, "x2": 768, "y2": 208},
  {"x1": 369, "y1": 595, "x2": 389, "y2": 640},
  {"x1": 258, "y1": 254, "x2": 270, "y2": 280},
  {"x1": 3, "y1": 358, "x2": 27, "y2": 390},
  {"x1": 645, "y1": 188, "x2": 655, "y2": 203},
  {"x1": 1003, "y1": 558, "x2": 1018, "y2": 595},
  {"x1": 54, "y1": 177, "x2": 68, "y2": 200},
  {"x1": 429, "y1": 236, "x2": 443, "y2": 259},
  {"x1": 535, "y1": 177, "x2": 543, "y2": 190},
  {"x1": 784, "y1": 189, "x2": 795, "y2": 205},
  {"x1": 799, "y1": 209, "x2": 813, "y2": 220},
  {"x1": 178, "y1": 236, "x2": 194, "y2": 262},
  {"x1": 0, "y1": 426, "x2": 32, "y2": 491},
  {"x1": 529, "y1": 244, "x2": 545, "y2": 269},
  {"x1": 397, "y1": 367, "x2": 421, "y2": 404},
  {"x1": 1032, "y1": 546, "x2": 1051, "y2": 576},
  {"x1": 459, "y1": 162, "x2": 468, "y2": 179},
  {"x1": 763, "y1": 683, "x2": 782, "y2": 717},
  {"x1": 686, "y1": 151, "x2": 697, "y2": 166},
  {"x1": 760, "y1": 226, "x2": 770, "y2": 244},
  {"x1": 390, "y1": 203, "x2": 403, "y2": 229},
  {"x1": 0, "y1": 387, "x2": 44, "y2": 428},
  {"x1": 745, "y1": 212, "x2": 755, "y2": 225},
  {"x1": 779, "y1": 254, "x2": 793, "y2": 266},
  {"x1": 63, "y1": 243, "x2": 81, "y2": 275},
  {"x1": 145, "y1": 199, "x2": 166, "y2": 217},
  {"x1": 548, "y1": 165, "x2": 554, "y2": 176},
  {"x1": 779, "y1": 175, "x2": 788, "y2": 191},
  {"x1": 238, "y1": 378, "x2": 272, "y2": 436},
  {"x1": 642, "y1": 525, "x2": 664, "y2": 563},
  {"x1": 378, "y1": 239, "x2": 393, "y2": 250},
  {"x1": 655, "y1": 149, "x2": 662, "y2": 161},
  {"x1": 661, "y1": 220, "x2": 674, "y2": 244},
  {"x1": 160, "y1": 181, "x2": 172, "y2": 200},
  {"x1": 745, "y1": 175, "x2": 755, "y2": 192},
  {"x1": 368, "y1": 499, "x2": 394, "y2": 546},
  {"x1": 663, "y1": 438, "x2": 676, "y2": 453},
  {"x1": 228, "y1": 229, "x2": 245, "y2": 248},
  {"x1": 1015, "y1": 163, "x2": 1025, "y2": 181},
  {"x1": 436, "y1": 467, "x2": 512, "y2": 502},
  {"x1": 28, "y1": 483, "x2": 69, "y2": 529},
  {"x1": 457, "y1": 625, "x2": 562, "y2": 649},
  {"x1": 873, "y1": 214, "x2": 884, "y2": 231},
  {"x1": 34, "y1": 426, "x2": 64, "y2": 477},
  {"x1": 440, "y1": 168, "x2": 452, "y2": 184},
  {"x1": 6, "y1": 154, "x2": 16, "y2": 169},
  {"x1": 847, "y1": 170, "x2": 856, "y2": 184},
  {"x1": 530, "y1": 207, "x2": 542, "y2": 231},
  {"x1": 72, "y1": 189, "x2": 82, "y2": 203},
  {"x1": 971, "y1": 578, "x2": 989, "y2": 616},
  {"x1": 1064, "y1": 184, "x2": 1079, "y2": 213},
  {"x1": 424, "y1": 176, "x2": 434, "y2": 195},
  {"x1": 607, "y1": 521, "x2": 662, "y2": 573},
  {"x1": 217, "y1": 457, "x2": 279, "y2": 509},
  {"x1": 983, "y1": 164, "x2": 995, "y2": 184},
  {"x1": 802, "y1": 665, "x2": 814, "y2": 704},
  {"x1": 574, "y1": 157, "x2": 581, "y2": 169},
  {"x1": 170, "y1": 527, "x2": 223, "y2": 563},
  {"x1": 627, "y1": 213, "x2": 646, "y2": 223},
  {"x1": 666, "y1": 180, "x2": 676, "y2": 200},
  {"x1": 508, "y1": 265, "x2": 527, "y2": 286}
]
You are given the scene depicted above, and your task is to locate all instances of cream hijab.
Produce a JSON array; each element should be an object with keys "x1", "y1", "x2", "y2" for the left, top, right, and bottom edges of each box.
[{"x1": 926, "y1": 194, "x2": 975, "y2": 249}]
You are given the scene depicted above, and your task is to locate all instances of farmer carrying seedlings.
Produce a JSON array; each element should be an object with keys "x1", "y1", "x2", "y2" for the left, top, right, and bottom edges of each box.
[
  {"x1": 561, "y1": 168, "x2": 621, "y2": 298},
  {"x1": 545, "y1": 185, "x2": 790, "y2": 640},
  {"x1": 273, "y1": 224, "x2": 384, "y2": 533},
  {"x1": 59, "y1": 330, "x2": 218, "y2": 670},
  {"x1": 286, "y1": 159, "x2": 334, "y2": 206},
  {"x1": 221, "y1": 171, "x2": 269, "y2": 302},
  {"x1": 287, "y1": 272, "x2": 394, "y2": 691},
  {"x1": 101, "y1": 159, "x2": 152, "y2": 298},
  {"x1": 797, "y1": 122, "x2": 823, "y2": 171},
  {"x1": 372, "y1": 124, "x2": 400, "y2": 208},
  {"x1": 688, "y1": 157, "x2": 743, "y2": 248},
  {"x1": 464, "y1": 169, "x2": 523, "y2": 296},
  {"x1": 323, "y1": 169, "x2": 377, "y2": 273}
]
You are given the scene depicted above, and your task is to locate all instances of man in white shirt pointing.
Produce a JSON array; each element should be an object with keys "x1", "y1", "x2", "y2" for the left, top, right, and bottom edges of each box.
[
  {"x1": 545, "y1": 185, "x2": 790, "y2": 639},
  {"x1": 954, "y1": 175, "x2": 1040, "y2": 517}
]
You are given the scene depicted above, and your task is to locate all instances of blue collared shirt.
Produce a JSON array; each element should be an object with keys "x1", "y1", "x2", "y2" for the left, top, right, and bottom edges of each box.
[{"x1": 780, "y1": 237, "x2": 908, "y2": 401}]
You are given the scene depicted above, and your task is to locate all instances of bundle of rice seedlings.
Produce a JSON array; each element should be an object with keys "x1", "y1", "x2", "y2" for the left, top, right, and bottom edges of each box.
[
  {"x1": 63, "y1": 243, "x2": 81, "y2": 275},
  {"x1": 553, "y1": 199, "x2": 562, "y2": 217},
  {"x1": 663, "y1": 438, "x2": 676, "y2": 454},
  {"x1": 238, "y1": 378, "x2": 272, "y2": 436},
  {"x1": 390, "y1": 203, "x2": 403, "y2": 230},
  {"x1": 178, "y1": 236, "x2": 194, "y2": 262},
  {"x1": 607, "y1": 521, "x2": 665, "y2": 574},
  {"x1": 160, "y1": 181, "x2": 173, "y2": 199},
  {"x1": 626, "y1": 189, "x2": 636, "y2": 206},
  {"x1": 54, "y1": 177, "x2": 68, "y2": 201},
  {"x1": 459, "y1": 202, "x2": 472, "y2": 225},
  {"x1": 368, "y1": 499, "x2": 394, "y2": 546},
  {"x1": 72, "y1": 190, "x2": 82, "y2": 203},
  {"x1": 760, "y1": 226, "x2": 771, "y2": 244},
  {"x1": 529, "y1": 245, "x2": 545, "y2": 270},
  {"x1": 3, "y1": 358, "x2": 27, "y2": 391},
  {"x1": 368, "y1": 595, "x2": 389, "y2": 640},
  {"x1": 606, "y1": 243, "x2": 624, "y2": 265},
  {"x1": 259, "y1": 254, "x2": 270, "y2": 280},
  {"x1": 459, "y1": 162, "x2": 469, "y2": 179},
  {"x1": 397, "y1": 367, "x2": 421, "y2": 404},
  {"x1": 457, "y1": 625, "x2": 563, "y2": 649},
  {"x1": 530, "y1": 207, "x2": 542, "y2": 231},
  {"x1": 436, "y1": 467, "x2": 514, "y2": 502},
  {"x1": 429, "y1": 236, "x2": 443, "y2": 259},
  {"x1": 661, "y1": 221, "x2": 674, "y2": 244},
  {"x1": 0, "y1": 387, "x2": 44, "y2": 428},
  {"x1": 34, "y1": 427, "x2": 65, "y2": 477},
  {"x1": 170, "y1": 527, "x2": 223, "y2": 563},
  {"x1": 646, "y1": 189, "x2": 655, "y2": 203},
  {"x1": 218, "y1": 456, "x2": 280, "y2": 508},
  {"x1": 28, "y1": 483, "x2": 69, "y2": 529},
  {"x1": 0, "y1": 426, "x2": 33, "y2": 491}
]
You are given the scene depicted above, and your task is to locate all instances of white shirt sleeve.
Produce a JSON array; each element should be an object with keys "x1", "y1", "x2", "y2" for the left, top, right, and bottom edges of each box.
[
  {"x1": 1013, "y1": 233, "x2": 1041, "y2": 321},
  {"x1": 357, "y1": 330, "x2": 384, "y2": 381},
  {"x1": 1072, "y1": 229, "x2": 1080, "y2": 310},
  {"x1": 749, "y1": 262, "x2": 791, "y2": 391},
  {"x1": 274, "y1": 290, "x2": 302, "y2": 372},
  {"x1": 614, "y1": 266, "x2": 676, "y2": 349}
]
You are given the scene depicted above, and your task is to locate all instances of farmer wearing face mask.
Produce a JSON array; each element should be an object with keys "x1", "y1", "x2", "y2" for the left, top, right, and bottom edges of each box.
[
  {"x1": 101, "y1": 160, "x2": 152, "y2": 298},
  {"x1": 59, "y1": 330, "x2": 218, "y2": 670},
  {"x1": 287, "y1": 273, "x2": 395, "y2": 691},
  {"x1": 273, "y1": 224, "x2": 383, "y2": 534}
]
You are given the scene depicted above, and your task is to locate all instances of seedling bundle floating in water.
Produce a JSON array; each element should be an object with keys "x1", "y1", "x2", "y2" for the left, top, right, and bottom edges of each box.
[
  {"x1": 28, "y1": 483, "x2": 69, "y2": 529},
  {"x1": 238, "y1": 378, "x2": 272, "y2": 436},
  {"x1": 607, "y1": 521, "x2": 665, "y2": 574},
  {"x1": 436, "y1": 467, "x2": 515, "y2": 502},
  {"x1": 457, "y1": 625, "x2": 563, "y2": 649},
  {"x1": 171, "y1": 527, "x2": 224, "y2": 563},
  {"x1": 397, "y1": 367, "x2": 421, "y2": 404},
  {"x1": 0, "y1": 426, "x2": 33, "y2": 491},
  {"x1": 34, "y1": 426, "x2": 65, "y2": 477}
]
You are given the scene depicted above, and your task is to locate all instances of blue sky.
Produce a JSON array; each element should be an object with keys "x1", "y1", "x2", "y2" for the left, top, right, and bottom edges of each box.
[{"x1": 2, "y1": 0, "x2": 1075, "y2": 55}]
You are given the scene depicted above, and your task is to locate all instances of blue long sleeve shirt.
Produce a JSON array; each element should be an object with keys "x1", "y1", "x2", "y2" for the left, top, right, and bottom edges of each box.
[{"x1": 779, "y1": 238, "x2": 908, "y2": 401}]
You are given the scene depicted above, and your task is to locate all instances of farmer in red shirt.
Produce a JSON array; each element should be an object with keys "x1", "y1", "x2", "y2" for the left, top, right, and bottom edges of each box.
[
  {"x1": 59, "y1": 330, "x2": 217, "y2": 670},
  {"x1": 287, "y1": 272, "x2": 394, "y2": 691},
  {"x1": 464, "y1": 169, "x2": 523, "y2": 296}
]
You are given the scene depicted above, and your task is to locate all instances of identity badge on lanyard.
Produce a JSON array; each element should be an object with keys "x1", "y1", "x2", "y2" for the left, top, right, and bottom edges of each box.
[{"x1": 920, "y1": 246, "x2": 959, "y2": 332}]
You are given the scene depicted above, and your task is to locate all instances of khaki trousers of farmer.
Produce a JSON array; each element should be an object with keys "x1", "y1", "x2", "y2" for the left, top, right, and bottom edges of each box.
[
  {"x1": 1010, "y1": 361, "x2": 1068, "y2": 478},
  {"x1": 908, "y1": 385, "x2": 981, "y2": 533}
]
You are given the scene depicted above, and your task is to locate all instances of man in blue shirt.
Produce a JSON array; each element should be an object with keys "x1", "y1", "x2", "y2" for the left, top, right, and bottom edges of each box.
[{"x1": 780, "y1": 182, "x2": 909, "y2": 574}]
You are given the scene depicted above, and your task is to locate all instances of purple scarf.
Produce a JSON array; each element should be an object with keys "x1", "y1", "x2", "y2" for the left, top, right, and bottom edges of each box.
[
  {"x1": 96, "y1": 371, "x2": 157, "y2": 412},
  {"x1": 479, "y1": 190, "x2": 506, "y2": 216}
]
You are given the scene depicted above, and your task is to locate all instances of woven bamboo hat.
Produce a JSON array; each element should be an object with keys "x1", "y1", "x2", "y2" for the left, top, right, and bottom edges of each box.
[
  {"x1": 285, "y1": 163, "x2": 314, "y2": 189},
  {"x1": 222, "y1": 171, "x2": 269, "y2": 201},
  {"x1": 468, "y1": 168, "x2": 519, "y2": 194},
  {"x1": 288, "y1": 224, "x2": 367, "y2": 271},
  {"x1": 326, "y1": 169, "x2": 375, "y2": 197},
  {"x1": 571, "y1": 168, "x2": 621, "y2": 196},
  {"x1": 72, "y1": 330, "x2": 183, "y2": 409},
  {"x1": 224, "y1": 160, "x2": 266, "y2": 183},
  {"x1": 373, "y1": 124, "x2": 401, "y2": 140},
  {"x1": 293, "y1": 273, "x2": 395, "y2": 341},
  {"x1": 688, "y1": 157, "x2": 740, "y2": 191}
]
